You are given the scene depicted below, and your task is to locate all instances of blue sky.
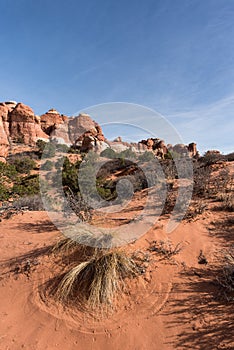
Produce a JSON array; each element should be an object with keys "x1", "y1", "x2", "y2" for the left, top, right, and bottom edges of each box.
[{"x1": 0, "y1": 0, "x2": 234, "y2": 153}]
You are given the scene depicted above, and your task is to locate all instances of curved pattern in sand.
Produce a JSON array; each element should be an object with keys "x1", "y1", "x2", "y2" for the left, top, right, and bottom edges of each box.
[{"x1": 30, "y1": 264, "x2": 175, "y2": 334}]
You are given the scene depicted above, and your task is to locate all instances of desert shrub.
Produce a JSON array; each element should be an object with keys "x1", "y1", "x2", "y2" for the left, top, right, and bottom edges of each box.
[
  {"x1": 55, "y1": 157, "x2": 66, "y2": 169},
  {"x1": 41, "y1": 160, "x2": 54, "y2": 171},
  {"x1": 9, "y1": 156, "x2": 36, "y2": 174},
  {"x1": 36, "y1": 139, "x2": 47, "y2": 153},
  {"x1": 43, "y1": 142, "x2": 56, "y2": 158},
  {"x1": 96, "y1": 176, "x2": 117, "y2": 201},
  {"x1": 61, "y1": 158, "x2": 79, "y2": 193},
  {"x1": 100, "y1": 148, "x2": 117, "y2": 159},
  {"x1": 12, "y1": 194, "x2": 44, "y2": 211},
  {"x1": 218, "y1": 193, "x2": 234, "y2": 212},
  {"x1": 63, "y1": 190, "x2": 93, "y2": 222},
  {"x1": 193, "y1": 163, "x2": 211, "y2": 197},
  {"x1": 200, "y1": 151, "x2": 225, "y2": 166},
  {"x1": 13, "y1": 175, "x2": 40, "y2": 196},
  {"x1": 184, "y1": 200, "x2": 207, "y2": 221},
  {"x1": 0, "y1": 183, "x2": 11, "y2": 201},
  {"x1": 0, "y1": 161, "x2": 18, "y2": 180},
  {"x1": 0, "y1": 162, "x2": 19, "y2": 200},
  {"x1": 160, "y1": 159, "x2": 177, "y2": 180},
  {"x1": 15, "y1": 135, "x2": 24, "y2": 144},
  {"x1": 97, "y1": 186, "x2": 114, "y2": 201},
  {"x1": 119, "y1": 148, "x2": 137, "y2": 160},
  {"x1": 225, "y1": 152, "x2": 234, "y2": 162},
  {"x1": 165, "y1": 150, "x2": 182, "y2": 159},
  {"x1": 56, "y1": 143, "x2": 69, "y2": 153},
  {"x1": 148, "y1": 239, "x2": 182, "y2": 259},
  {"x1": 68, "y1": 146, "x2": 80, "y2": 154},
  {"x1": 217, "y1": 251, "x2": 234, "y2": 302},
  {"x1": 138, "y1": 151, "x2": 155, "y2": 162}
]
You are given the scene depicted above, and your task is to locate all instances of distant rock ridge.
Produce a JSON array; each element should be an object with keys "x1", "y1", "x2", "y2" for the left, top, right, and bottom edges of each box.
[{"x1": 0, "y1": 101, "x2": 199, "y2": 161}]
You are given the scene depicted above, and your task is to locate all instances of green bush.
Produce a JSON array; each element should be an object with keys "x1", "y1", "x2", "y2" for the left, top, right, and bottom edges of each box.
[
  {"x1": 100, "y1": 148, "x2": 117, "y2": 159},
  {"x1": 138, "y1": 151, "x2": 155, "y2": 162},
  {"x1": 0, "y1": 161, "x2": 18, "y2": 180},
  {"x1": 0, "y1": 183, "x2": 11, "y2": 201},
  {"x1": 166, "y1": 150, "x2": 181, "y2": 159},
  {"x1": 36, "y1": 139, "x2": 47, "y2": 153},
  {"x1": 225, "y1": 152, "x2": 234, "y2": 162},
  {"x1": 61, "y1": 158, "x2": 79, "y2": 193},
  {"x1": 56, "y1": 143, "x2": 69, "y2": 153},
  {"x1": 43, "y1": 143, "x2": 56, "y2": 158},
  {"x1": 97, "y1": 186, "x2": 113, "y2": 200},
  {"x1": 0, "y1": 162, "x2": 19, "y2": 200},
  {"x1": 119, "y1": 148, "x2": 137, "y2": 160},
  {"x1": 55, "y1": 157, "x2": 66, "y2": 169},
  {"x1": 201, "y1": 152, "x2": 225, "y2": 165},
  {"x1": 9, "y1": 156, "x2": 36, "y2": 174},
  {"x1": 41, "y1": 160, "x2": 54, "y2": 171},
  {"x1": 13, "y1": 175, "x2": 40, "y2": 196}
]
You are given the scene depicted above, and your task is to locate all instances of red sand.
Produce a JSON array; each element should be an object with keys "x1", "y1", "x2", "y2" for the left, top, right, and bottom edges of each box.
[{"x1": 0, "y1": 203, "x2": 233, "y2": 350}]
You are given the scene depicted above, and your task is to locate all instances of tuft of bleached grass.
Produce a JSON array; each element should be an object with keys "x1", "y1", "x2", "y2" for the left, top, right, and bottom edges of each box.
[{"x1": 56, "y1": 250, "x2": 139, "y2": 308}]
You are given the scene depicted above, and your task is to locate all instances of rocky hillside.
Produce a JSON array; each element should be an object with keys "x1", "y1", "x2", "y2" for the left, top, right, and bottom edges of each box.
[{"x1": 0, "y1": 100, "x2": 198, "y2": 162}]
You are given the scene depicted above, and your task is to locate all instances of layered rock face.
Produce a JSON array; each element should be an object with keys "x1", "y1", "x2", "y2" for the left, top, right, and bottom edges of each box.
[
  {"x1": 71, "y1": 114, "x2": 106, "y2": 152},
  {"x1": 40, "y1": 109, "x2": 70, "y2": 144},
  {"x1": 0, "y1": 102, "x2": 106, "y2": 160},
  {"x1": 0, "y1": 100, "x2": 199, "y2": 161},
  {"x1": 9, "y1": 103, "x2": 48, "y2": 145}
]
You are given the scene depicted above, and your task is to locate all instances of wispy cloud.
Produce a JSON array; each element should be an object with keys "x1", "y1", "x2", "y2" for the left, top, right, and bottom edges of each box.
[{"x1": 166, "y1": 94, "x2": 234, "y2": 153}]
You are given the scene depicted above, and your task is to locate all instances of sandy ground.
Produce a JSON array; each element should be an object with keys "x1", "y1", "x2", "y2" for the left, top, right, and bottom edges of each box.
[{"x1": 0, "y1": 197, "x2": 233, "y2": 350}]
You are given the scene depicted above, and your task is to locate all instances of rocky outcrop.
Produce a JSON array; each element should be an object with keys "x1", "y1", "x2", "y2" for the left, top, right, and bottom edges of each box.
[
  {"x1": 171, "y1": 143, "x2": 198, "y2": 157},
  {"x1": 50, "y1": 122, "x2": 70, "y2": 145},
  {"x1": 72, "y1": 113, "x2": 105, "y2": 152},
  {"x1": 70, "y1": 114, "x2": 99, "y2": 143},
  {"x1": 0, "y1": 103, "x2": 10, "y2": 138},
  {"x1": 0, "y1": 100, "x2": 199, "y2": 161},
  {"x1": 0, "y1": 103, "x2": 107, "y2": 160},
  {"x1": 113, "y1": 136, "x2": 122, "y2": 142},
  {"x1": 40, "y1": 109, "x2": 66, "y2": 134},
  {"x1": 9, "y1": 103, "x2": 48, "y2": 145},
  {"x1": 138, "y1": 138, "x2": 198, "y2": 159},
  {"x1": 0, "y1": 113, "x2": 9, "y2": 162},
  {"x1": 188, "y1": 142, "x2": 198, "y2": 157},
  {"x1": 139, "y1": 138, "x2": 168, "y2": 158}
]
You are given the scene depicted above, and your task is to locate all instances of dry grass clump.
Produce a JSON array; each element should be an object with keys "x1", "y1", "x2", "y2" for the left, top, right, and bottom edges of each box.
[
  {"x1": 217, "y1": 251, "x2": 234, "y2": 302},
  {"x1": 55, "y1": 249, "x2": 139, "y2": 308},
  {"x1": 184, "y1": 200, "x2": 207, "y2": 221},
  {"x1": 148, "y1": 239, "x2": 182, "y2": 259},
  {"x1": 217, "y1": 192, "x2": 234, "y2": 212}
]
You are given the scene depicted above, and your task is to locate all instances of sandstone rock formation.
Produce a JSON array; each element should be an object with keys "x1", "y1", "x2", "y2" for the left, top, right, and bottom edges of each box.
[
  {"x1": 72, "y1": 114, "x2": 106, "y2": 152},
  {"x1": 0, "y1": 102, "x2": 107, "y2": 160},
  {"x1": 9, "y1": 103, "x2": 48, "y2": 145},
  {"x1": 0, "y1": 100, "x2": 199, "y2": 161},
  {"x1": 188, "y1": 142, "x2": 198, "y2": 157},
  {"x1": 113, "y1": 136, "x2": 123, "y2": 142},
  {"x1": 139, "y1": 138, "x2": 168, "y2": 158},
  {"x1": 40, "y1": 109, "x2": 66, "y2": 133},
  {"x1": 0, "y1": 113, "x2": 9, "y2": 162},
  {"x1": 69, "y1": 113, "x2": 98, "y2": 144}
]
